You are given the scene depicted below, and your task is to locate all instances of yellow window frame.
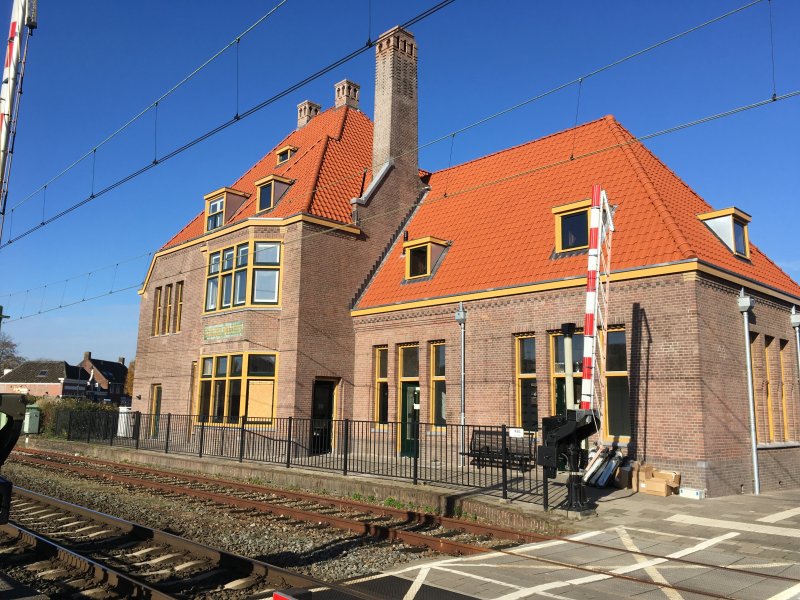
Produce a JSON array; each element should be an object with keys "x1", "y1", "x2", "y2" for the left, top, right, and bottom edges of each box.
[
  {"x1": 552, "y1": 199, "x2": 591, "y2": 253},
  {"x1": 403, "y1": 236, "x2": 448, "y2": 280},
  {"x1": 205, "y1": 195, "x2": 225, "y2": 232},
  {"x1": 397, "y1": 343, "x2": 420, "y2": 452},
  {"x1": 765, "y1": 336, "x2": 775, "y2": 442},
  {"x1": 732, "y1": 217, "x2": 750, "y2": 259},
  {"x1": 204, "y1": 239, "x2": 283, "y2": 313},
  {"x1": 174, "y1": 281, "x2": 183, "y2": 333},
  {"x1": 549, "y1": 330, "x2": 584, "y2": 415},
  {"x1": 374, "y1": 346, "x2": 389, "y2": 426},
  {"x1": 779, "y1": 339, "x2": 790, "y2": 441},
  {"x1": 195, "y1": 352, "x2": 279, "y2": 426},
  {"x1": 601, "y1": 328, "x2": 630, "y2": 442},
  {"x1": 152, "y1": 286, "x2": 162, "y2": 336},
  {"x1": 276, "y1": 145, "x2": 297, "y2": 165},
  {"x1": 163, "y1": 284, "x2": 173, "y2": 335},
  {"x1": 515, "y1": 334, "x2": 537, "y2": 430},
  {"x1": 429, "y1": 342, "x2": 446, "y2": 429},
  {"x1": 255, "y1": 174, "x2": 293, "y2": 212}
]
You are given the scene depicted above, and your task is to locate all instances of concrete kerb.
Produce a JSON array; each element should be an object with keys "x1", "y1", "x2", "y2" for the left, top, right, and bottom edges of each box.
[{"x1": 18, "y1": 437, "x2": 578, "y2": 536}]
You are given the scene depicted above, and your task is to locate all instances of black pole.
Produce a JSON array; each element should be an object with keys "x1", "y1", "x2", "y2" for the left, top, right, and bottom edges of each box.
[
  {"x1": 501, "y1": 424, "x2": 508, "y2": 500},
  {"x1": 67, "y1": 411, "x2": 73, "y2": 441},
  {"x1": 343, "y1": 419, "x2": 350, "y2": 476},
  {"x1": 285, "y1": 416, "x2": 293, "y2": 468},
  {"x1": 413, "y1": 415, "x2": 420, "y2": 485},
  {"x1": 110, "y1": 412, "x2": 116, "y2": 447},
  {"x1": 87, "y1": 412, "x2": 93, "y2": 443},
  {"x1": 543, "y1": 471, "x2": 549, "y2": 511},
  {"x1": 164, "y1": 413, "x2": 172, "y2": 454},
  {"x1": 133, "y1": 412, "x2": 141, "y2": 450},
  {"x1": 238, "y1": 416, "x2": 246, "y2": 463},
  {"x1": 198, "y1": 419, "x2": 206, "y2": 458}
]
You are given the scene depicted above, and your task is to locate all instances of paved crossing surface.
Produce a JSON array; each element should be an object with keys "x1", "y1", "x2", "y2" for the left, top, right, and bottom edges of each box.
[{"x1": 334, "y1": 489, "x2": 800, "y2": 599}]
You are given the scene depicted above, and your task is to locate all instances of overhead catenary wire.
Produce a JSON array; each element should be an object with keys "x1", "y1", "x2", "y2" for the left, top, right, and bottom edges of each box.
[
  {"x1": 0, "y1": 0, "x2": 758, "y2": 251},
  {"x1": 6, "y1": 88, "x2": 798, "y2": 323}
]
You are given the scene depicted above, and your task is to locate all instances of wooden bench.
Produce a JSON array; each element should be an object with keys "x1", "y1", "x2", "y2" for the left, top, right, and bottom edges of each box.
[{"x1": 462, "y1": 429, "x2": 535, "y2": 472}]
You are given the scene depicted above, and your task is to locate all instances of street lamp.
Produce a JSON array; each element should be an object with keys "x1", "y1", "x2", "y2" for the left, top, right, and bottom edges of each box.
[
  {"x1": 455, "y1": 302, "x2": 467, "y2": 466},
  {"x1": 738, "y1": 289, "x2": 759, "y2": 495},
  {"x1": 791, "y1": 307, "x2": 800, "y2": 427}
]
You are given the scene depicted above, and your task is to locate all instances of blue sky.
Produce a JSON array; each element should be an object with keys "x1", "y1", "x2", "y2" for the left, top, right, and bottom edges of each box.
[{"x1": 0, "y1": 0, "x2": 798, "y2": 364}]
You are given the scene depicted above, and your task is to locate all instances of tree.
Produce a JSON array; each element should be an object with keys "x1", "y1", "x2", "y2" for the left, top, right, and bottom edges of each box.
[
  {"x1": 123, "y1": 359, "x2": 135, "y2": 396},
  {"x1": 0, "y1": 332, "x2": 25, "y2": 374}
]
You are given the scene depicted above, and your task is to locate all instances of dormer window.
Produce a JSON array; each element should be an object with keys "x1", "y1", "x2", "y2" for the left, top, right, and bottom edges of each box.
[
  {"x1": 207, "y1": 197, "x2": 224, "y2": 232},
  {"x1": 37, "y1": 370, "x2": 48, "y2": 377},
  {"x1": 404, "y1": 236, "x2": 449, "y2": 281},
  {"x1": 552, "y1": 199, "x2": 590, "y2": 253},
  {"x1": 276, "y1": 145, "x2": 297, "y2": 165},
  {"x1": 255, "y1": 175, "x2": 292, "y2": 212},
  {"x1": 698, "y1": 207, "x2": 751, "y2": 259}
]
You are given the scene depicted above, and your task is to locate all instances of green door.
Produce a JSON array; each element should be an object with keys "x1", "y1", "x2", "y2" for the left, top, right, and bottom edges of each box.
[{"x1": 400, "y1": 382, "x2": 420, "y2": 457}]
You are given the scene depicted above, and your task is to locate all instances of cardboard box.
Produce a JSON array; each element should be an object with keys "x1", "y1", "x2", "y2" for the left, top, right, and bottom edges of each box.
[
  {"x1": 614, "y1": 465, "x2": 632, "y2": 489},
  {"x1": 652, "y1": 470, "x2": 681, "y2": 488},
  {"x1": 630, "y1": 462, "x2": 640, "y2": 493},
  {"x1": 639, "y1": 478, "x2": 674, "y2": 497}
]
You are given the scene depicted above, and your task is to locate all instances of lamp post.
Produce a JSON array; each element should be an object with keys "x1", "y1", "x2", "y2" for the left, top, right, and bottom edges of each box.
[
  {"x1": 455, "y1": 302, "x2": 467, "y2": 466},
  {"x1": 791, "y1": 307, "x2": 800, "y2": 421},
  {"x1": 738, "y1": 289, "x2": 759, "y2": 495}
]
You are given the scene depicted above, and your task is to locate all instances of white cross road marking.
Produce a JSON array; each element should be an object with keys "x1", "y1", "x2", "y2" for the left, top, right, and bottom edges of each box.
[
  {"x1": 758, "y1": 507, "x2": 800, "y2": 524},
  {"x1": 667, "y1": 515, "x2": 800, "y2": 538},
  {"x1": 402, "y1": 567, "x2": 430, "y2": 600},
  {"x1": 435, "y1": 566, "x2": 522, "y2": 589},
  {"x1": 765, "y1": 582, "x2": 800, "y2": 600},
  {"x1": 615, "y1": 526, "x2": 684, "y2": 600},
  {"x1": 489, "y1": 532, "x2": 739, "y2": 600}
]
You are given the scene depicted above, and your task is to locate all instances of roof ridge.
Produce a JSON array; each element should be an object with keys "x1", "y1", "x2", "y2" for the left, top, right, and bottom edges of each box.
[
  {"x1": 430, "y1": 115, "x2": 613, "y2": 177},
  {"x1": 605, "y1": 117, "x2": 695, "y2": 259}
]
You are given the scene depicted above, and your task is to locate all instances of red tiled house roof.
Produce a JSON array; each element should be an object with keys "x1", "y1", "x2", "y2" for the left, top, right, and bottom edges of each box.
[
  {"x1": 354, "y1": 115, "x2": 800, "y2": 310},
  {"x1": 162, "y1": 106, "x2": 373, "y2": 249}
]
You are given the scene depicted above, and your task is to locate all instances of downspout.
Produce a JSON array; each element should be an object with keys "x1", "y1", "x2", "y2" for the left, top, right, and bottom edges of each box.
[
  {"x1": 738, "y1": 289, "x2": 759, "y2": 495},
  {"x1": 791, "y1": 307, "x2": 800, "y2": 424}
]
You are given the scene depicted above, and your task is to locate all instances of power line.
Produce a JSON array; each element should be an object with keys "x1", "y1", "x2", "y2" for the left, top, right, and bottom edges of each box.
[
  {"x1": 6, "y1": 88, "x2": 798, "y2": 323},
  {"x1": 0, "y1": 0, "x2": 456, "y2": 249},
  {"x1": 0, "y1": 0, "x2": 783, "y2": 297}
]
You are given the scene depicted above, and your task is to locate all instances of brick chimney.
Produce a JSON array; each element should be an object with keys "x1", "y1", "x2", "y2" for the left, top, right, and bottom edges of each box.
[
  {"x1": 297, "y1": 100, "x2": 321, "y2": 129},
  {"x1": 335, "y1": 79, "x2": 360, "y2": 109},
  {"x1": 372, "y1": 26, "x2": 418, "y2": 179},
  {"x1": 83, "y1": 351, "x2": 91, "y2": 361},
  {"x1": 118, "y1": 356, "x2": 125, "y2": 366}
]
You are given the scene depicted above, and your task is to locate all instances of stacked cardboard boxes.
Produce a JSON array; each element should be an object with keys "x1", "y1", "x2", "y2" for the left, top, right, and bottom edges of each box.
[{"x1": 638, "y1": 465, "x2": 681, "y2": 497}]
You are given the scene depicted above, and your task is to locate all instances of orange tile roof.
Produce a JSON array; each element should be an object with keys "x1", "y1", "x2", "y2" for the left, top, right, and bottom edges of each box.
[
  {"x1": 161, "y1": 106, "x2": 373, "y2": 249},
  {"x1": 355, "y1": 115, "x2": 800, "y2": 310}
]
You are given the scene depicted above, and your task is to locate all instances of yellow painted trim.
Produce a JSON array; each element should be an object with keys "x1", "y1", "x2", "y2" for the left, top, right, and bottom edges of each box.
[
  {"x1": 732, "y1": 219, "x2": 751, "y2": 259},
  {"x1": 551, "y1": 198, "x2": 591, "y2": 215},
  {"x1": 374, "y1": 346, "x2": 389, "y2": 427},
  {"x1": 749, "y1": 332, "x2": 760, "y2": 442},
  {"x1": 697, "y1": 206, "x2": 752, "y2": 223},
  {"x1": 402, "y1": 236, "x2": 449, "y2": 250},
  {"x1": 139, "y1": 214, "x2": 361, "y2": 294},
  {"x1": 254, "y1": 174, "x2": 293, "y2": 188},
  {"x1": 352, "y1": 260, "x2": 800, "y2": 317},
  {"x1": 276, "y1": 145, "x2": 297, "y2": 164},
  {"x1": 397, "y1": 344, "x2": 420, "y2": 453},
  {"x1": 429, "y1": 342, "x2": 446, "y2": 429},
  {"x1": 554, "y1": 205, "x2": 590, "y2": 253},
  {"x1": 204, "y1": 239, "x2": 283, "y2": 313},
  {"x1": 174, "y1": 281, "x2": 183, "y2": 333},
  {"x1": 549, "y1": 332, "x2": 583, "y2": 418},
  {"x1": 152, "y1": 286, "x2": 162, "y2": 336},
  {"x1": 204, "y1": 187, "x2": 248, "y2": 202},
  {"x1": 515, "y1": 335, "x2": 536, "y2": 430},
  {"x1": 765, "y1": 336, "x2": 775, "y2": 443},
  {"x1": 405, "y1": 244, "x2": 430, "y2": 280},
  {"x1": 779, "y1": 340, "x2": 790, "y2": 441}
]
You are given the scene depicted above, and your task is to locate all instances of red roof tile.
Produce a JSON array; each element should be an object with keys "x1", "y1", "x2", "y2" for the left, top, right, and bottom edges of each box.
[
  {"x1": 161, "y1": 106, "x2": 373, "y2": 249},
  {"x1": 355, "y1": 116, "x2": 800, "y2": 309}
]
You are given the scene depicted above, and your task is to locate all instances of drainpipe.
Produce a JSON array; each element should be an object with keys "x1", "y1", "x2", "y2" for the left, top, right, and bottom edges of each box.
[
  {"x1": 791, "y1": 307, "x2": 800, "y2": 416},
  {"x1": 738, "y1": 289, "x2": 759, "y2": 495},
  {"x1": 455, "y1": 302, "x2": 467, "y2": 466}
]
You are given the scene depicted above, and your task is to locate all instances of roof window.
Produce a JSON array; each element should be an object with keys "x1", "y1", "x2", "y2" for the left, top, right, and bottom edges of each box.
[
  {"x1": 255, "y1": 175, "x2": 293, "y2": 212},
  {"x1": 276, "y1": 145, "x2": 297, "y2": 165},
  {"x1": 206, "y1": 197, "x2": 224, "y2": 232},
  {"x1": 698, "y1": 207, "x2": 751, "y2": 259},
  {"x1": 203, "y1": 188, "x2": 248, "y2": 233},
  {"x1": 552, "y1": 199, "x2": 591, "y2": 253},
  {"x1": 37, "y1": 370, "x2": 48, "y2": 377},
  {"x1": 403, "y1": 236, "x2": 449, "y2": 281}
]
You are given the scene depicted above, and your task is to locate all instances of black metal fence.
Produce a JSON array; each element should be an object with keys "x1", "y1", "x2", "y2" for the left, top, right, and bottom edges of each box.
[{"x1": 50, "y1": 410, "x2": 562, "y2": 505}]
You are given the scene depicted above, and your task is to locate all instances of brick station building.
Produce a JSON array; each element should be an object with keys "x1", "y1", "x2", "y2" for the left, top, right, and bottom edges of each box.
[{"x1": 133, "y1": 26, "x2": 800, "y2": 496}]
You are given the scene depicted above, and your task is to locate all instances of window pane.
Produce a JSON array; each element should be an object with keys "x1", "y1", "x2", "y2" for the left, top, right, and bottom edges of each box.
[
  {"x1": 254, "y1": 242, "x2": 280, "y2": 265},
  {"x1": 401, "y1": 346, "x2": 419, "y2": 378},
  {"x1": 221, "y1": 273, "x2": 233, "y2": 308},
  {"x1": 519, "y1": 338, "x2": 535, "y2": 374},
  {"x1": 209, "y1": 253, "x2": 220, "y2": 275},
  {"x1": 205, "y1": 278, "x2": 218, "y2": 311},
  {"x1": 408, "y1": 246, "x2": 428, "y2": 277},
  {"x1": 248, "y1": 354, "x2": 276, "y2": 377},
  {"x1": 433, "y1": 380, "x2": 446, "y2": 426},
  {"x1": 555, "y1": 334, "x2": 584, "y2": 373},
  {"x1": 520, "y1": 379, "x2": 538, "y2": 431},
  {"x1": 606, "y1": 330, "x2": 627, "y2": 372},
  {"x1": 258, "y1": 182, "x2": 273, "y2": 211},
  {"x1": 199, "y1": 381, "x2": 211, "y2": 418},
  {"x1": 212, "y1": 381, "x2": 226, "y2": 422},
  {"x1": 252, "y1": 269, "x2": 279, "y2": 303},
  {"x1": 202, "y1": 357, "x2": 213, "y2": 377},
  {"x1": 215, "y1": 356, "x2": 228, "y2": 377},
  {"x1": 230, "y1": 355, "x2": 243, "y2": 377},
  {"x1": 222, "y1": 248, "x2": 234, "y2": 271},
  {"x1": 207, "y1": 213, "x2": 222, "y2": 231},
  {"x1": 236, "y1": 244, "x2": 248, "y2": 267},
  {"x1": 377, "y1": 348, "x2": 387, "y2": 379},
  {"x1": 734, "y1": 220, "x2": 747, "y2": 255},
  {"x1": 561, "y1": 211, "x2": 588, "y2": 250},
  {"x1": 247, "y1": 380, "x2": 274, "y2": 420},
  {"x1": 607, "y1": 377, "x2": 631, "y2": 437},
  {"x1": 208, "y1": 198, "x2": 223, "y2": 213},
  {"x1": 233, "y1": 270, "x2": 247, "y2": 305},
  {"x1": 227, "y1": 379, "x2": 241, "y2": 423},
  {"x1": 554, "y1": 377, "x2": 582, "y2": 416},
  {"x1": 433, "y1": 344, "x2": 445, "y2": 376},
  {"x1": 377, "y1": 382, "x2": 389, "y2": 423}
]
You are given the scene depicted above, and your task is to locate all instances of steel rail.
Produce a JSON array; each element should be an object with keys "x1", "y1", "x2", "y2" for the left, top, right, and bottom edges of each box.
[
  {"x1": 15, "y1": 448, "x2": 800, "y2": 588},
  {"x1": 10, "y1": 482, "x2": 742, "y2": 600},
  {"x1": 9, "y1": 486, "x2": 380, "y2": 599}
]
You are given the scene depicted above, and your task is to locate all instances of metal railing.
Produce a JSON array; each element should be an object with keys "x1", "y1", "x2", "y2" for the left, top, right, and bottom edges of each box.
[{"x1": 50, "y1": 410, "x2": 557, "y2": 504}]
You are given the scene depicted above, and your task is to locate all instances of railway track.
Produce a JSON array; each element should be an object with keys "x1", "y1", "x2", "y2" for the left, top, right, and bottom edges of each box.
[
  {"x1": 9, "y1": 448, "x2": 800, "y2": 600},
  {"x1": 1, "y1": 487, "x2": 371, "y2": 599}
]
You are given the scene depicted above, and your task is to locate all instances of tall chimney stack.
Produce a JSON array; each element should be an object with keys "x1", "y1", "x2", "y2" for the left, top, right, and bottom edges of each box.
[
  {"x1": 83, "y1": 351, "x2": 91, "y2": 361},
  {"x1": 118, "y1": 356, "x2": 125, "y2": 366},
  {"x1": 372, "y1": 26, "x2": 418, "y2": 180},
  {"x1": 297, "y1": 100, "x2": 321, "y2": 129},
  {"x1": 335, "y1": 79, "x2": 360, "y2": 109}
]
